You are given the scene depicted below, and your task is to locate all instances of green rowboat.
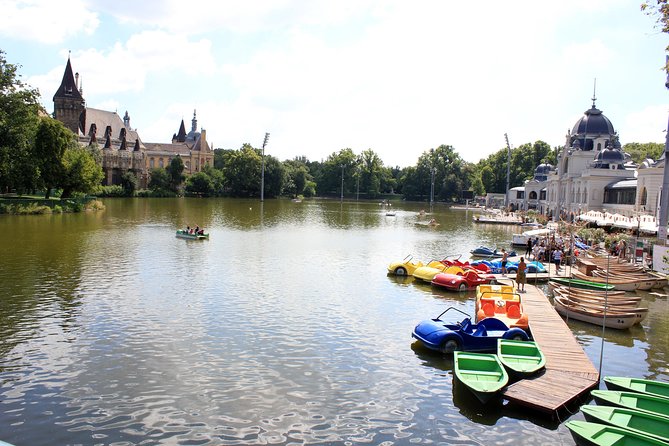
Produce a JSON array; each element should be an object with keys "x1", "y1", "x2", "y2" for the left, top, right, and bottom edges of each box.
[
  {"x1": 591, "y1": 390, "x2": 669, "y2": 419},
  {"x1": 565, "y1": 420, "x2": 668, "y2": 446},
  {"x1": 549, "y1": 277, "x2": 615, "y2": 291},
  {"x1": 580, "y1": 405, "x2": 669, "y2": 443},
  {"x1": 605, "y1": 377, "x2": 669, "y2": 400},
  {"x1": 497, "y1": 339, "x2": 546, "y2": 376},
  {"x1": 453, "y1": 351, "x2": 508, "y2": 404},
  {"x1": 176, "y1": 230, "x2": 209, "y2": 240}
]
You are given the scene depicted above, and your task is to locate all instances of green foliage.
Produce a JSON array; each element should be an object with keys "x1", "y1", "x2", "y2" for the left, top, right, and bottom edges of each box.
[
  {"x1": 120, "y1": 171, "x2": 138, "y2": 196},
  {"x1": 148, "y1": 168, "x2": 171, "y2": 191},
  {"x1": 167, "y1": 156, "x2": 185, "y2": 192},
  {"x1": 622, "y1": 142, "x2": 664, "y2": 163},
  {"x1": 59, "y1": 146, "x2": 104, "y2": 198},
  {"x1": 33, "y1": 116, "x2": 78, "y2": 198},
  {"x1": 185, "y1": 172, "x2": 215, "y2": 196},
  {"x1": 0, "y1": 50, "x2": 42, "y2": 193},
  {"x1": 92, "y1": 185, "x2": 125, "y2": 197},
  {"x1": 222, "y1": 144, "x2": 262, "y2": 197},
  {"x1": 642, "y1": 0, "x2": 669, "y2": 57}
]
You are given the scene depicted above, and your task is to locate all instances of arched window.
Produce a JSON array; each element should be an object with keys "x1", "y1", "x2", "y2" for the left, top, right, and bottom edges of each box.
[
  {"x1": 150, "y1": 158, "x2": 155, "y2": 168},
  {"x1": 159, "y1": 158, "x2": 164, "y2": 168},
  {"x1": 529, "y1": 191, "x2": 537, "y2": 200}
]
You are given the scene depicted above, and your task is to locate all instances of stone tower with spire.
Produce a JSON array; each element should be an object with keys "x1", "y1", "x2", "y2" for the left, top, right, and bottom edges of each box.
[{"x1": 53, "y1": 55, "x2": 85, "y2": 134}]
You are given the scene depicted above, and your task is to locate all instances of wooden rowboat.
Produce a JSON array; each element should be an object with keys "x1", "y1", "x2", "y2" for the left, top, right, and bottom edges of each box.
[
  {"x1": 497, "y1": 339, "x2": 545, "y2": 377},
  {"x1": 549, "y1": 277, "x2": 615, "y2": 291},
  {"x1": 565, "y1": 420, "x2": 667, "y2": 446},
  {"x1": 453, "y1": 351, "x2": 508, "y2": 404},
  {"x1": 553, "y1": 291, "x2": 647, "y2": 324},
  {"x1": 590, "y1": 270, "x2": 656, "y2": 290},
  {"x1": 591, "y1": 390, "x2": 669, "y2": 419},
  {"x1": 551, "y1": 285, "x2": 631, "y2": 300},
  {"x1": 572, "y1": 270, "x2": 640, "y2": 291},
  {"x1": 580, "y1": 405, "x2": 669, "y2": 443},
  {"x1": 553, "y1": 295, "x2": 638, "y2": 329},
  {"x1": 604, "y1": 376, "x2": 669, "y2": 400}
]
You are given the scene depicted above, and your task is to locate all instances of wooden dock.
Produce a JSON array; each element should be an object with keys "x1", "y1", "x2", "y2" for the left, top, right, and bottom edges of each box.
[{"x1": 500, "y1": 284, "x2": 600, "y2": 415}]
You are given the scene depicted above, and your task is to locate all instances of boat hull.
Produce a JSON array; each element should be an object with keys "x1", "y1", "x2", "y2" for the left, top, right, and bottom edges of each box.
[
  {"x1": 604, "y1": 377, "x2": 669, "y2": 400},
  {"x1": 553, "y1": 296, "x2": 637, "y2": 329},
  {"x1": 580, "y1": 405, "x2": 669, "y2": 443},
  {"x1": 566, "y1": 420, "x2": 667, "y2": 446},
  {"x1": 591, "y1": 390, "x2": 669, "y2": 419},
  {"x1": 454, "y1": 352, "x2": 508, "y2": 404},
  {"x1": 176, "y1": 230, "x2": 209, "y2": 240},
  {"x1": 497, "y1": 339, "x2": 545, "y2": 377}
]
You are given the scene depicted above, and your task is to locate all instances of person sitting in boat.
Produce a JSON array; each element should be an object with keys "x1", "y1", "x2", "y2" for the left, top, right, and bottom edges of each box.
[
  {"x1": 195, "y1": 225, "x2": 200, "y2": 234},
  {"x1": 198, "y1": 228, "x2": 205, "y2": 235}
]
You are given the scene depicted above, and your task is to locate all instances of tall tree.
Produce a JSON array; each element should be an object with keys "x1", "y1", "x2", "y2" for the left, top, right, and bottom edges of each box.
[
  {"x1": 167, "y1": 156, "x2": 185, "y2": 192},
  {"x1": 0, "y1": 50, "x2": 42, "y2": 193},
  {"x1": 33, "y1": 116, "x2": 76, "y2": 198},
  {"x1": 623, "y1": 142, "x2": 664, "y2": 163},
  {"x1": 59, "y1": 147, "x2": 104, "y2": 198}
]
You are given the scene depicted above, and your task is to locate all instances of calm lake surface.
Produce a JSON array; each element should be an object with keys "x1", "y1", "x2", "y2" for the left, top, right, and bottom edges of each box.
[{"x1": 0, "y1": 198, "x2": 667, "y2": 446}]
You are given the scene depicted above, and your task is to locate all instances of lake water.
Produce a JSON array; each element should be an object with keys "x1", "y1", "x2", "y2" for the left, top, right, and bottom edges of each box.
[{"x1": 0, "y1": 198, "x2": 667, "y2": 446}]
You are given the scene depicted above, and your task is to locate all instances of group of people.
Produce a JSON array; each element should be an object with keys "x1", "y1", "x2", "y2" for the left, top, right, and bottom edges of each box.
[
  {"x1": 524, "y1": 235, "x2": 571, "y2": 272},
  {"x1": 185, "y1": 225, "x2": 205, "y2": 235}
]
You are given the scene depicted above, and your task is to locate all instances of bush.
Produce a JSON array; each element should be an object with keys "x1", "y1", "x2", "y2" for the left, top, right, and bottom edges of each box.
[
  {"x1": 92, "y1": 185, "x2": 125, "y2": 197},
  {"x1": 84, "y1": 199, "x2": 105, "y2": 211}
]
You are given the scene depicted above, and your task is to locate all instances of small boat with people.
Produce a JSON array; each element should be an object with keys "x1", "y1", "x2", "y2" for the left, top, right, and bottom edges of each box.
[{"x1": 176, "y1": 225, "x2": 209, "y2": 240}]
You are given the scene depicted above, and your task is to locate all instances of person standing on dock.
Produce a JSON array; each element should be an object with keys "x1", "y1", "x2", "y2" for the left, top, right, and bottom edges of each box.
[
  {"x1": 525, "y1": 238, "x2": 532, "y2": 257},
  {"x1": 516, "y1": 257, "x2": 526, "y2": 292},
  {"x1": 501, "y1": 248, "x2": 508, "y2": 275},
  {"x1": 553, "y1": 248, "x2": 562, "y2": 273}
]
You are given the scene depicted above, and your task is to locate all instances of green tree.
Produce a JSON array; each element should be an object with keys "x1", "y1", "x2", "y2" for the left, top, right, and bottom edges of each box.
[
  {"x1": 167, "y1": 156, "x2": 185, "y2": 192},
  {"x1": 223, "y1": 144, "x2": 262, "y2": 197},
  {"x1": 263, "y1": 155, "x2": 286, "y2": 198},
  {"x1": 0, "y1": 50, "x2": 42, "y2": 193},
  {"x1": 622, "y1": 142, "x2": 664, "y2": 163},
  {"x1": 642, "y1": 0, "x2": 669, "y2": 65},
  {"x1": 148, "y1": 168, "x2": 171, "y2": 193},
  {"x1": 60, "y1": 146, "x2": 104, "y2": 198},
  {"x1": 185, "y1": 172, "x2": 214, "y2": 196},
  {"x1": 120, "y1": 171, "x2": 138, "y2": 197},
  {"x1": 33, "y1": 116, "x2": 76, "y2": 198}
]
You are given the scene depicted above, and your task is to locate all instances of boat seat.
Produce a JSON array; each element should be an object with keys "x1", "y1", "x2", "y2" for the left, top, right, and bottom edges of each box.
[
  {"x1": 460, "y1": 370, "x2": 502, "y2": 376},
  {"x1": 481, "y1": 302, "x2": 495, "y2": 317},
  {"x1": 473, "y1": 326, "x2": 487, "y2": 337},
  {"x1": 506, "y1": 302, "x2": 521, "y2": 319}
]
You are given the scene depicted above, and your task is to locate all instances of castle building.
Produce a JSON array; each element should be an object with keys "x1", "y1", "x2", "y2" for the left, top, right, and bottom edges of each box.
[
  {"x1": 507, "y1": 96, "x2": 662, "y2": 227},
  {"x1": 52, "y1": 57, "x2": 214, "y2": 188}
]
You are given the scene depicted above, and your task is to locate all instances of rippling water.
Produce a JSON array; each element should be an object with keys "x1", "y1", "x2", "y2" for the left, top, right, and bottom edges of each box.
[{"x1": 0, "y1": 198, "x2": 667, "y2": 446}]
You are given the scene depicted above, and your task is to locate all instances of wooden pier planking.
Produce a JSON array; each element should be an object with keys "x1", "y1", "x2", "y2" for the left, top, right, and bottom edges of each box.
[{"x1": 500, "y1": 284, "x2": 599, "y2": 414}]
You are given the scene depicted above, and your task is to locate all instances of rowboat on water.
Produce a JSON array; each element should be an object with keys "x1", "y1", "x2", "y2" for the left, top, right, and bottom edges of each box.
[
  {"x1": 571, "y1": 270, "x2": 640, "y2": 291},
  {"x1": 591, "y1": 390, "x2": 669, "y2": 419},
  {"x1": 565, "y1": 420, "x2": 667, "y2": 446},
  {"x1": 453, "y1": 351, "x2": 508, "y2": 404},
  {"x1": 580, "y1": 405, "x2": 669, "y2": 443},
  {"x1": 604, "y1": 377, "x2": 669, "y2": 400},
  {"x1": 551, "y1": 286, "x2": 639, "y2": 305},
  {"x1": 548, "y1": 277, "x2": 615, "y2": 291},
  {"x1": 176, "y1": 230, "x2": 209, "y2": 240},
  {"x1": 590, "y1": 270, "x2": 656, "y2": 291},
  {"x1": 497, "y1": 339, "x2": 545, "y2": 377},
  {"x1": 552, "y1": 291, "x2": 647, "y2": 324},
  {"x1": 553, "y1": 295, "x2": 638, "y2": 329}
]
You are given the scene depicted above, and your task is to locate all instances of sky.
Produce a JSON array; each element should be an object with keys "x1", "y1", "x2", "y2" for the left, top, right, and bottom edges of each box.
[{"x1": 1, "y1": 0, "x2": 668, "y2": 168}]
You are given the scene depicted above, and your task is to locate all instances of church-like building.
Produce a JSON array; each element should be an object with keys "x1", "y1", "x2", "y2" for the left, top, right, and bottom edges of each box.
[
  {"x1": 52, "y1": 57, "x2": 214, "y2": 188},
  {"x1": 507, "y1": 96, "x2": 662, "y2": 230}
]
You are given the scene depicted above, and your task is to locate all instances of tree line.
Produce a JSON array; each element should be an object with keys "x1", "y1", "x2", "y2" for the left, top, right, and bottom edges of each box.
[{"x1": 1, "y1": 49, "x2": 664, "y2": 202}]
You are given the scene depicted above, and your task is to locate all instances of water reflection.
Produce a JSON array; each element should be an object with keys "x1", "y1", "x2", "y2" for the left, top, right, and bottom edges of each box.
[{"x1": 0, "y1": 198, "x2": 666, "y2": 445}]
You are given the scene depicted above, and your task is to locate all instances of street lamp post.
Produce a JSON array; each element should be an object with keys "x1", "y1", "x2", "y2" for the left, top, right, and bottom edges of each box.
[
  {"x1": 430, "y1": 168, "x2": 436, "y2": 206},
  {"x1": 340, "y1": 165, "x2": 344, "y2": 202},
  {"x1": 260, "y1": 132, "x2": 270, "y2": 202},
  {"x1": 356, "y1": 166, "x2": 360, "y2": 201}
]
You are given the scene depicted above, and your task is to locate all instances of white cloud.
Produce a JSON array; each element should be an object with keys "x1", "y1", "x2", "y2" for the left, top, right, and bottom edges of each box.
[
  {"x1": 0, "y1": 0, "x2": 99, "y2": 43},
  {"x1": 620, "y1": 105, "x2": 668, "y2": 144}
]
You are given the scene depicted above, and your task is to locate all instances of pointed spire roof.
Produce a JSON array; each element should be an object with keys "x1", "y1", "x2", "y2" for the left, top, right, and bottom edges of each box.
[
  {"x1": 103, "y1": 132, "x2": 112, "y2": 149},
  {"x1": 53, "y1": 56, "x2": 84, "y2": 102},
  {"x1": 176, "y1": 119, "x2": 187, "y2": 142},
  {"x1": 133, "y1": 138, "x2": 141, "y2": 152}
]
